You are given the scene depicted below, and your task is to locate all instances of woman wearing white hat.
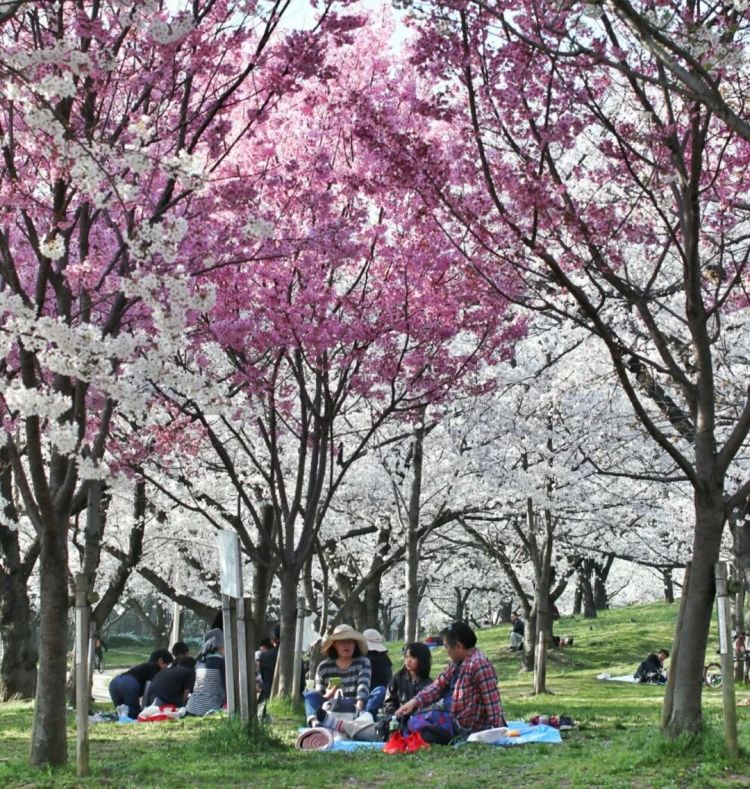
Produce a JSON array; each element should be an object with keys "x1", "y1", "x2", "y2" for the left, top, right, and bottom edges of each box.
[
  {"x1": 303, "y1": 624, "x2": 372, "y2": 726},
  {"x1": 362, "y1": 628, "x2": 392, "y2": 715}
]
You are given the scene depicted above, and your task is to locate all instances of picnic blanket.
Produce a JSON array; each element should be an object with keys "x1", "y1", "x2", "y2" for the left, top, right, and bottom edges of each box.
[
  {"x1": 465, "y1": 721, "x2": 562, "y2": 746},
  {"x1": 297, "y1": 719, "x2": 561, "y2": 751},
  {"x1": 597, "y1": 672, "x2": 638, "y2": 683}
]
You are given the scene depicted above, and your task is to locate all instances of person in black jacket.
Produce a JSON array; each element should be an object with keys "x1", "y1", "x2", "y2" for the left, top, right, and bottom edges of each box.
[
  {"x1": 634, "y1": 649, "x2": 669, "y2": 683},
  {"x1": 363, "y1": 628, "x2": 392, "y2": 714},
  {"x1": 145, "y1": 656, "x2": 196, "y2": 707},
  {"x1": 109, "y1": 649, "x2": 172, "y2": 719},
  {"x1": 383, "y1": 642, "x2": 432, "y2": 717}
]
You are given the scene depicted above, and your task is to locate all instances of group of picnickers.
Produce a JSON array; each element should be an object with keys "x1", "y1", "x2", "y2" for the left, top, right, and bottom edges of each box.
[{"x1": 107, "y1": 617, "x2": 506, "y2": 747}]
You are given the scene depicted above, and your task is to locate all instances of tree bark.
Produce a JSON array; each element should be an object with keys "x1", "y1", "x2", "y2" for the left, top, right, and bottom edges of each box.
[
  {"x1": 663, "y1": 493, "x2": 725, "y2": 737},
  {"x1": 29, "y1": 514, "x2": 69, "y2": 766},
  {"x1": 275, "y1": 566, "x2": 300, "y2": 698},
  {"x1": 662, "y1": 568, "x2": 675, "y2": 604},
  {"x1": 404, "y1": 418, "x2": 425, "y2": 644},
  {"x1": 0, "y1": 537, "x2": 38, "y2": 700},
  {"x1": 0, "y1": 453, "x2": 38, "y2": 700}
]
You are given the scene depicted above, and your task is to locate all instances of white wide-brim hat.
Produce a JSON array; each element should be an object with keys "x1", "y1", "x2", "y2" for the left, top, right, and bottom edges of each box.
[{"x1": 321, "y1": 624, "x2": 368, "y2": 655}]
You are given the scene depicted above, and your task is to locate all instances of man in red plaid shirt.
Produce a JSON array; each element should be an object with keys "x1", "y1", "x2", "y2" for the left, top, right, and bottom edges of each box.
[{"x1": 396, "y1": 622, "x2": 505, "y2": 734}]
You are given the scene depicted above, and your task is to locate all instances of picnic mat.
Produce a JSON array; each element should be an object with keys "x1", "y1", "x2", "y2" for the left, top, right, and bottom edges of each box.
[
  {"x1": 465, "y1": 721, "x2": 562, "y2": 746},
  {"x1": 597, "y1": 672, "x2": 638, "y2": 683},
  {"x1": 297, "y1": 720, "x2": 561, "y2": 750}
]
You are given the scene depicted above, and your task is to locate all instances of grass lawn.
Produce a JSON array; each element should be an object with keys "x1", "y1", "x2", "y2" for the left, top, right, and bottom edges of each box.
[{"x1": 3, "y1": 600, "x2": 750, "y2": 788}]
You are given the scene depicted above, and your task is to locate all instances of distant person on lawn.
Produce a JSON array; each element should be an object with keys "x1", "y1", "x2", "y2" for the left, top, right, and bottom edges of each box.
[
  {"x1": 509, "y1": 612, "x2": 525, "y2": 651},
  {"x1": 396, "y1": 621, "x2": 505, "y2": 736},
  {"x1": 634, "y1": 649, "x2": 669, "y2": 683}
]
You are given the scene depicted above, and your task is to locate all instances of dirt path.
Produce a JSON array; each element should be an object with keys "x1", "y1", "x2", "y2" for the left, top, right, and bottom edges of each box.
[{"x1": 91, "y1": 668, "x2": 118, "y2": 702}]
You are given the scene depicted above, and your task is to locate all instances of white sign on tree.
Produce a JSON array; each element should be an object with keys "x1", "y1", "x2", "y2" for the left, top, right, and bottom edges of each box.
[{"x1": 217, "y1": 531, "x2": 242, "y2": 599}]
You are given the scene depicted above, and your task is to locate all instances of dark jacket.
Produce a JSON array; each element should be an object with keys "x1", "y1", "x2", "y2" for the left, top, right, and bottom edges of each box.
[
  {"x1": 634, "y1": 653, "x2": 665, "y2": 683},
  {"x1": 368, "y1": 651, "x2": 393, "y2": 689},
  {"x1": 258, "y1": 645, "x2": 278, "y2": 700},
  {"x1": 383, "y1": 668, "x2": 432, "y2": 717}
]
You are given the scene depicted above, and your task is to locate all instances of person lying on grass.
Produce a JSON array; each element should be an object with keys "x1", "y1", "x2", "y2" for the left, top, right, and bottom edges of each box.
[
  {"x1": 303, "y1": 624, "x2": 371, "y2": 727},
  {"x1": 396, "y1": 622, "x2": 506, "y2": 738}
]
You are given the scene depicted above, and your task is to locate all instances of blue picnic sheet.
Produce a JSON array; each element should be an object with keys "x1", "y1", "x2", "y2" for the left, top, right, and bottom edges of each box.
[{"x1": 465, "y1": 720, "x2": 562, "y2": 746}]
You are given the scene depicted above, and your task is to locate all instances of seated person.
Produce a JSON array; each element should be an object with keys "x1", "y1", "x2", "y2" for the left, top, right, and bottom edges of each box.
[
  {"x1": 383, "y1": 642, "x2": 432, "y2": 718},
  {"x1": 171, "y1": 641, "x2": 190, "y2": 659},
  {"x1": 109, "y1": 649, "x2": 172, "y2": 720},
  {"x1": 396, "y1": 622, "x2": 506, "y2": 738},
  {"x1": 145, "y1": 656, "x2": 196, "y2": 708},
  {"x1": 509, "y1": 612, "x2": 524, "y2": 651},
  {"x1": 185, "y1": 629, "x2": 227, "y2": 716},
  {"x1": 303, "y1": 624, "x2": 371, "y2": 726},
  {"x1": 363, "y1": 628, "x2": 392, "y2": 714},
  {"x1": 314, "y1": 641, "x2": 433, "y2": 741},
  {"x1": 634, "y1": 649, "x2": 669, "y2": 683},
  {"x1": 257, "y1": 626, "x2": 280, "y2": 701}
]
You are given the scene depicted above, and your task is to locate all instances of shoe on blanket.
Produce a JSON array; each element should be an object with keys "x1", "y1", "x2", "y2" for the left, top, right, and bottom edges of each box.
[
  {"x1": 295, "y1": 727, "x2": 335, "y2": 751},
  {"x1": 383, "y1": 731, "x2": 407, "y2": 754},
  {"x1": 404, "y1": 731, "x2": 431, "y2": 752},
  {"x1": 558, "y1": 716, "x2": 575, "y2": 731}
]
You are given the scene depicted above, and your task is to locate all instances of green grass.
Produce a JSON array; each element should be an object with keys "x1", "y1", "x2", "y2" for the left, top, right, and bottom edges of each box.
[{"x1": 3, "y1": 600, "x2": 750, "y2": 788}]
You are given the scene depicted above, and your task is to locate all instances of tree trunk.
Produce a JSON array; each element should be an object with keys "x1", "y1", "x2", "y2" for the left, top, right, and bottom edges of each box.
[
  {"x1": 30, "y1": 516, "x2": 69, "y2": 766},
  {"x1": 0, "y1": 451, "x2": 38, "y2": 700},
  {"x1": 404, "y1": 419, "x2": 425, "y2": 643},
  {"x1": 593, "y1": 555, "x2": 613, "y2": 610},
  {"x1": 663, "y1": 494, "x2": 724, "y2": 737},
  {"x1": 0, "y1": 551, "x2": 38, "y2": 700},
  {"x1": 253, "y1": 504, "x2": 276, "y2": 639},
  {"x1": 572, "y1": 581, "x2": 582, "y2": 616},
  {"x1": 274, "y1": 566, "x2": 300, "y2": 698},
  {"x1": 662, "y1": 568, "x2": 675, "y2": 604}
]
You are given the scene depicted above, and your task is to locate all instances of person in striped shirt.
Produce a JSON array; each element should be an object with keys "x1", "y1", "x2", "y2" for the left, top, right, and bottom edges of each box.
[
  {"x1": 304, "y1": 624, "x2": 371, "y2": 725},
  {"x1": 185, "y1": 628, "x2": 226, "y2": 716}
]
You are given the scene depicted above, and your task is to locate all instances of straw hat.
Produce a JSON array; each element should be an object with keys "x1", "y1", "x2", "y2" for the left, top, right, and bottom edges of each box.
[
  {"x1": 362, "y1": 628, "x2": 387, "y2": 653},
  {"x1": 321, "y1": 624, "x2": 368, "y2": 655}
]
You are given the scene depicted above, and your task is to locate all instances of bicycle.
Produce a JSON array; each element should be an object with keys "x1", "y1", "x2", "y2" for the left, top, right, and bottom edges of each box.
[{"x1": 703, "y1": 633, "x2": 750, "y2": 688}]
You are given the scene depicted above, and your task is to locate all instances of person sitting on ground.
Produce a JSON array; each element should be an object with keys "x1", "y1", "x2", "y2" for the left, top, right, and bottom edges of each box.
[
  {"x1": 303, "y1": 624, "x2": 371, "y2": 726},
  {"x1": 396, "y1": 621, "x2": 506, "y2": 737},
  {"x1": 145, "y1": 656, "x2": 196, "y2": 708},
  {"x1": 313, "y1": 641, "x2": 434, "y2": 741},
  {"x1": 363, "y1": 628, "x2": 392, "y2": 715},
  {"x1": 258, "y1": 625, "x2": 280, "y2": 701},
  {"x1": 171, "y1": 641, "x2": 190, "y2": 659},
  {"x1": 109, "y1": 649, "x2": 173, "y2": 720},
  {"x1": 185, "y1": 629, "x2": 227, "y2": 716},
  {"x1": 383, "y1": 641, "x2": 433, "y2": 718},
  {"x1": 634, "y1": 649, "x2": 669, "y2": 683},
  {"x1": 509, "y1": 612, "x2": 524, "y2": 651}
]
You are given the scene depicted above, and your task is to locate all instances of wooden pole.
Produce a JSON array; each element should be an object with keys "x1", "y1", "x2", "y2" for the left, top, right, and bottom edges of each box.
[
  {"x1": 533, "y1": 629, "x2": 548, "y2": 695},
  {"x1": 74, "y1": 574, "x2": 90, "y2": 777},
  {"x1": 236, "y1": 596, "x2": 256, "y2": 725},
  {"x1": 291, "y1": 597, "x2": 306, "y2": 702},
  {"x1": 222, "y1": 595, "x2": 239, "y2": 716},
  {"x1": 716, "y1": 561, "x2": 738, "y2": 759}
]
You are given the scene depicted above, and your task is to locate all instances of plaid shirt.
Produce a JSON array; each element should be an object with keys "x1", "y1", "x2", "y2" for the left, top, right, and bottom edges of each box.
[{"x1": 413, "y1": 647, "x2": 504, "y2": 733}]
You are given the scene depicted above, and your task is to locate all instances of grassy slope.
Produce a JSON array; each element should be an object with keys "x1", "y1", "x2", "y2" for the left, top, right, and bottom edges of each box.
[{"x1": 1, "y1": 600, "x2": 748, "y2": 788}]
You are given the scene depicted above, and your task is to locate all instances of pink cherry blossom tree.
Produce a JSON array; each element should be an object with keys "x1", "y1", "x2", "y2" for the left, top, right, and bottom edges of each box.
[
  {"x1": 0, "y1": 0, "x2": 336, "y2": 765},
  {"x1": 382, "y1": 0, "x2": 750, "y2": 735}
]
